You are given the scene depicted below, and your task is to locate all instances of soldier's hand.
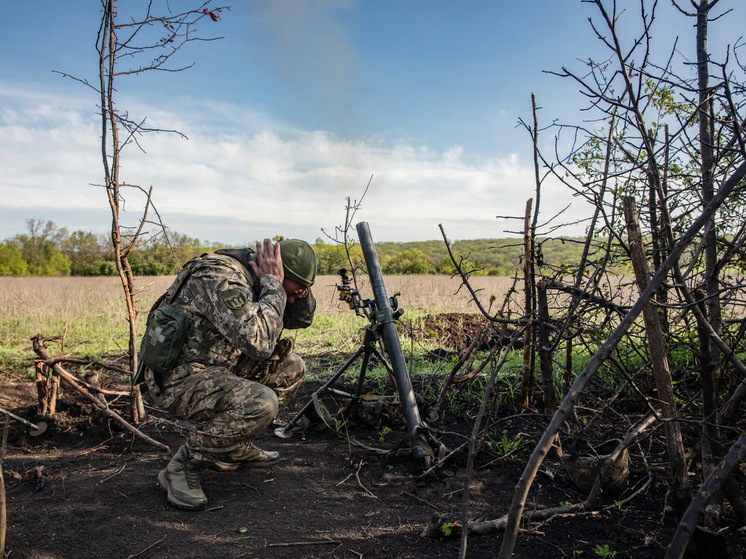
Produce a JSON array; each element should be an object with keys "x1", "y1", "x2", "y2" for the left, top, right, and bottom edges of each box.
[{"x1": 250, "y1": 238, "x2": 284, "y2": 282}]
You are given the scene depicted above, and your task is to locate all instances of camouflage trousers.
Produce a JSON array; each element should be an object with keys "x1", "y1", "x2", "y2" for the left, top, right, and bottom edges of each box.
[{"x1": 147, "y1": 352, "x2": 305, "y2": 463}]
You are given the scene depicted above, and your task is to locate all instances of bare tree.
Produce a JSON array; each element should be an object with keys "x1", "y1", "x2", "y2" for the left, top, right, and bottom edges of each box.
[{"x1": 58, "y1": 0, "x2": 227, "y2": 421}]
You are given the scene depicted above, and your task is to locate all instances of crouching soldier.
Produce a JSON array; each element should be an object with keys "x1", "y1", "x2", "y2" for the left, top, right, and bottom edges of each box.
[{"x1": 135, "y1": 238, "x2": 316, "y2": 510}]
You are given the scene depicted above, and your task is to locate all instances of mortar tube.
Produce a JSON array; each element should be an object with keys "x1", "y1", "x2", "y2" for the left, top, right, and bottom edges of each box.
[{"x1": 356, "y1": 221, "x2": 428, "y2": 460}]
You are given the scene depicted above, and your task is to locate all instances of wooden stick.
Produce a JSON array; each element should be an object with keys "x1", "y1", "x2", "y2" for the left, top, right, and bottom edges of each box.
[
  {"x1": 40, "y1": 356, "x2": 132, "y2": 376},
  {"x1": 268, "y1": 539, "x2": 341, "y2": 547},
  {"x1": 624, "y1": 197, "x2": 689, "y2": 501},
  {"x1": 97, "y1": 464, "x2": 126, "y2": 485},
  {"x1": 126, "y1": 537, "x2": 165, "y2": 559},
  {"x1": 36, "y1": 362, "x2": 130, "y2": 397}
]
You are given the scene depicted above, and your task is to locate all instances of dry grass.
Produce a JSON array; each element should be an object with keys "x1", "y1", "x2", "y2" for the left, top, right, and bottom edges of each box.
[
  {"x1": 312, "y1": 274, "x2": 517, "y2": 315},
  {"x1": 0, "y1": 276, "x2": 172, "y2": 363},
  {"x1": 139, "y1": 274, "x2": 517, "y2": 316},
  {"x1": 0, "y1": 275, "x2": 515, "y2": 365}
]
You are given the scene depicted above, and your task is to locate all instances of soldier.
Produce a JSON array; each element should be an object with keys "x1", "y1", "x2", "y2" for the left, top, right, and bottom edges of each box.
[{"x1": 138, "y1": 237, "x2": 316, "y2": 510}]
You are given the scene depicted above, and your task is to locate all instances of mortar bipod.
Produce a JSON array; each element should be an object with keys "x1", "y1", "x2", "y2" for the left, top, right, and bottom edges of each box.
[{"x1": 274, "y1": 320, "x2": 390, "y2": 438}]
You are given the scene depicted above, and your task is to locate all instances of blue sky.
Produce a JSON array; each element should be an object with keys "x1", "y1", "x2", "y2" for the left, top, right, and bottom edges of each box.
[{"x1": 1, "y1": 1, "x2": 743, "y2": 244}]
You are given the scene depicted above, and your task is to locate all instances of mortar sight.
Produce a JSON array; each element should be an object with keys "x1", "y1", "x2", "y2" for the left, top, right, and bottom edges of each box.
[
  {"x1": 336, "y1": 268, "x2": 357, "y2": 309},
  {"x1": 336, "y1": 267, "x2": 401, "y2": 318}
]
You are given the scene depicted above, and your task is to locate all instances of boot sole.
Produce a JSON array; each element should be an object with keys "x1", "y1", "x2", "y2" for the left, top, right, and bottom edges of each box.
[
  {"x1": 212, "y1": 456, "x2": 280, "y2": 472},
  {"x1": 157, "y1": 470, "x2": 207, "y2": 511}
]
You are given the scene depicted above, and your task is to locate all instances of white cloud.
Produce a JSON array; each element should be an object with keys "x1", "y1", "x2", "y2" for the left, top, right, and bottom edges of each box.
[{"x1": 0, "y1": 82, "x2": 592, "y2": 244}]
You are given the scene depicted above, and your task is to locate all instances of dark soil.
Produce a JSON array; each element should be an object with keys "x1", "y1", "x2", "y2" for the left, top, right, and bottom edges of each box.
[{"x1": 1, "y1": 314, "x2": 745, "y2": 559}]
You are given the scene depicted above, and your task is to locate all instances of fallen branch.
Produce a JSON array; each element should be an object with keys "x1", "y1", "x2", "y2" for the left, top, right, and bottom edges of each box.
[
  {"x1": 268, "y1": 538, "x2": 342, "y2": 547},
  {"x1": 31, "y1": 335, "x2": 169, "y2": 452},
  {"x1": 35, "y1": 360, "x2": 130, "y2": 397},
  {"x1": 40, "y1": 356, "x2": 132, "y2": 377},
  {"x1": 421, "y1": 505, "x2": 578, "y2": 539},
  {"x1": 126, "y1": 537, "x2": 165, "y2": 559}
]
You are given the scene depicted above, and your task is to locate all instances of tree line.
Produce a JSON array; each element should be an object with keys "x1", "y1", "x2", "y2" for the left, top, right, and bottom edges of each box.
[{"x1": 0, "y1": 218, "x2": 599, "y2": 277}]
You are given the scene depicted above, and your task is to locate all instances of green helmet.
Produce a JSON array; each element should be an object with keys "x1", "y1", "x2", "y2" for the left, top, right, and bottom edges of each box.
[{"x1": 280, "y1": 239, "x2": 317, "y2": 287}]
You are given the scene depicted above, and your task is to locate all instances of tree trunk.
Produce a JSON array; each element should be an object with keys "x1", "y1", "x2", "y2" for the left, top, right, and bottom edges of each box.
[
  {"x1": 696, "y1": 2, "x2": 723, "y2": 528},
  {"x1": 99, "y1": 0, "x2": 145, "y2": 423},
  {"x1": 520, "y1": 198, "x2": 534, "y2": 408},
  {"x1": 623, "y1": 196, "x2": 690, "y2": 510},
  {"x1": 537, "y1": 280, "x2": 556, "y2": 415}
]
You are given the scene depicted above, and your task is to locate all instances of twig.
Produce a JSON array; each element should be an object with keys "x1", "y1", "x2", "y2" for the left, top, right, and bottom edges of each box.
[
  {"x1": 337, "y1": 461, "x2": 377, "y2": 499},
  {"x1": 336, "y1": 473, "x2": 355, "y2": 486},
  {"x1": 419, "y1": 440, "x2": 470, "y2": 477},
  {"x1": 403, "y1": 491, "x2": 441, "y2": 511},
  {"x1": 354, "y1": 462, "x2": 377, "y2": 499},
  {"x1": 126, "y1": 537, "x2": 165, "y2": 559},
  {"x1": 443, "y1": 487, "x2": 465, "y2": 498},
  {"x1": 98, "y1": 464, "x2": 126, "y2": 484},
  {"x1": 438, "y1": 223, "x2": 521, "y2": 325},
  {"x1": 75, "y1": 434, "x2": 120, "y2": 457},
  {"x1": 268, "y1": 538, "x2": 342, "y2": 547}
]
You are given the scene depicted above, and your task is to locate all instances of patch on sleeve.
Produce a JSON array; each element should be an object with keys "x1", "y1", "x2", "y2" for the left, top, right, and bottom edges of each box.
[{"x1": 220, "y1": 288, "x2": 249, "y2": 316}]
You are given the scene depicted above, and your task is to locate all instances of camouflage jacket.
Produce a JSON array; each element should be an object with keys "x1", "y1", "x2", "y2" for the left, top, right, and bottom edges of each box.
[{"x1": 151, "y1": 248, "x2": 315, "y2": 387}]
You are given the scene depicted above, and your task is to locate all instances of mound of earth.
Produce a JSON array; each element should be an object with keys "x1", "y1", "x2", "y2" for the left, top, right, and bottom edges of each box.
[{"x1": 406, "y1": 312, "x2": 521, "y2": 354}]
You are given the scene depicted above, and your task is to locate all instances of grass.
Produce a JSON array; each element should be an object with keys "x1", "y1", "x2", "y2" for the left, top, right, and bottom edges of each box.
[{"x1": 0, "y1": 274, "x2": 516, "y2": 374}]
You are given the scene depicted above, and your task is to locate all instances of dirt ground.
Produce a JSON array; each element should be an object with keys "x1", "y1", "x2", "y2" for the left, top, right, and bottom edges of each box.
[{"x1": 2, "y1": 315, "x2": 745, "y2": 559}]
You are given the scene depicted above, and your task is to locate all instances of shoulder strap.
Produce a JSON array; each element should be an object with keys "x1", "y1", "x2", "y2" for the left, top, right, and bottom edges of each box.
[{"x1": 147, "y1": 255, "x2": 204, "y2": 315}]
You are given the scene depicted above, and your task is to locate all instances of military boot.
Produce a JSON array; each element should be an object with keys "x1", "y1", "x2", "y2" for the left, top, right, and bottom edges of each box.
[
  {"x1": 212, "y1": 443, "x2": 280, "y2": 472},
  {"x1": 158, "y1": 445, "x2": 208, "y2": 511}
]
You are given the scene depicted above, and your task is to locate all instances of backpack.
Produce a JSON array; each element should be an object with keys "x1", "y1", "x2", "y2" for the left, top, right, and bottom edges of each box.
[{"x1": 132, "y1": 258, "x2": 200, "y2": 385}]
